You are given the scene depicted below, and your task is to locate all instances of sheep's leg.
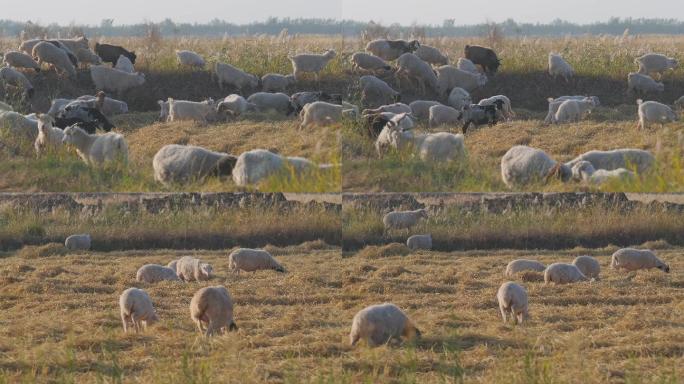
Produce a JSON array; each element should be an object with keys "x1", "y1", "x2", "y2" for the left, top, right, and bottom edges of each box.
[
  {"x1": 205, "y1": 321, "x2": 216, "y2": 337},
  {"x1": 499, "y1": 305, "x2": 507, "y2": 323},
  {"x1": 121, "y1": 314, "x2": 128, "y2": 333},
  {"x1": 195, "y1": 319, "x2": 204, "y2": 334},
  {"x1": 511, "y1": 307, "x2": 518, "y2": 325}
]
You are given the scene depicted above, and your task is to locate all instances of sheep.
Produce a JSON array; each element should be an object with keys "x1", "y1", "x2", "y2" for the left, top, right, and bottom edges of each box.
[
  {"x1": 76, "y1": 95, "x2": 128, "y2": 116},
  {"x1": 31, "y1": 41, "x2": 76, "y2": 77},
  {"x1": 501, "y1": 145, "x2": 571, "y2": 188},
  {"x1": 74, "y1": 48, "x2": 101, "y2": 68},
  {"x1": 456, "y1": 57, "x2": 479, "y2": 74},
  {"x1": 64, "y1": 234, "x2": 91, "y2": 251},
  {"x1": 464, "y1": 45, "x2": 501, "y2": 75},
  {"x1": 114, "y1": 55, "x2": 135, "y2": 73},
  {"x1": 396, "y1": 53, "x2": 440, "y2": 95},
  {"x1": 157, "y1": 100, "x2": 170, "y2": 122},
  {"x1": 167, "y1": 259, "x2": 178, "y2": 270},
  {"x1": 54, "y1": 37, "x2": 89, "y2": 55},
  {"x1": 350, "y1": 303, "x2": 420, "y2": 347},
  {"x1": 409, "y1": 100, "x2": 442, "y2": 120},
  {"x1": 553, "y1": 98, "x2": 597, "y2": 123},
  {"x1": 61, "y1": 125, "x2": 128, "y2": 166},
  {"x1": 228, "y1": 248, "x2": 285, "y2": 273},
  {"x1": 363, "y1": 111, "x2": 398, "y2": 138},
  {"x1": 570, "y1": 161, "x2": 635, "y2": 185},
  {"x1": 479, "y1": 95, "x2": 515, "y2": 121},
  {"x1": 572, "y1": 255, "x2": 601, "y2": 279},
  {"x1": 628, "y1": 72, "x2": 664, "y2": 94},
  {"x1": 548, "y1": 53, "x2": 574, "y2": 81},
  {"x1": 414, "y1": 45, "x2": 448, "y2": 66},
  {"x1": 636, "y1": 99, "x2": 678, "y2": 129},
  {"x1": 383, "y1": 209, "x2": 428, "y2": 231},
  {"x1": 436, "y1": 65, "x2": 487, "y2": 97},
  {"x1": 0, "y1": 66, "x2": 34, "y2": 97},
  {"x1": 190, "y1": 286, "x2": 237, "y2": 336},
  {"x1": 299, "y1": 101, "x2": 358, "y2": 129},
  {"x1": 505, "y1": 259, "x2": 546, "y2": 277},
  {"x1": 175, "y1": 256, "x2": 213, "y2": 282},
  {"x1": 136, "y1": 264, "x2": 180, "y2": 283},
  {"x1": 288, "y1": 49, "x2": 336, "y2": 82},
  {"x1": 360, "y1": 75, "x2": 401, "y2": 108},
  {"x1": 428, "y1": 105, "x2": 462, "y2": 128},
  {"x1": 0, "y1": 111, "x2": 38, "y2": 140},
  {"x1": 611, "y1": 248, "x2": 670, "y2": 273},
  {"x1": 350, "y1": 52, "x2": 392, "y2": 74},
  {"x1": 247, "y1": 92, "x2": 296, "y2": 116},
  {"x1": 119, "y1": 288, "x2": 158, "y2": 333},
  {"x1": 153, "y1": 144, "x2": 237, "y2": 186},
  {"x1": 674, "y1": 96, "x2": 684, "y2": 110},
  {"x1": 544, "y1": 263, "x2": 589, "y2": 284},
  {"x1": 53, "y1": 95, "x2": 115, "y2": 133},
  {"x1": 217, "y1": 94, "x2": 256, "y2": 117},
  {"x1": 232, "y1": 149, "x2": 328, "y2": 186},
  {"x1": 406, "y1": 234, "x2": 432, "y2": 250},
  {"x1": 167, "y1": 98, "x2": 221, "y2": 123},
  {"x1": 3, "y1": 51, "x2": 41, "y2": 72},
  {"x1": 365, "y1": 39, "x2": 420, "y2": 61},
  {"x1": 34, "y1": 114, "x2": 64, "y2": 155},
  {"x1": 497, "y1": 282, "x2": 529, "y2": 324},
  {"x1": 446, "y1": 87, "x2": 471, "y2": 110},
  {"x1": 565, "y1": 149, "x2": 655, "y2": 174},
  {"x1": 362, "y1": 103, "x2": 412, "y2": 115},
  {"x1": 94, "y1": 43, "x2": 136, "y2": 66},
  {"x1": 90, "y1": 65, "x2": 145, "y2": 96},
  {"x1": 261, "y1": 73, "x2": 295, "y2": 92},
  {"x1": 460, "y1": 103, "x2": 503, "y2": 134},
  {"x1": 544, "y1": 96, "x2": 600, "y2": 124},
  {"x1": 290, "y1": 91, "x2": 343, "y2": 113},
  {"x1": 214, "y1": 62, "x2": 259, "y2": 93},
  {"x1": 635, "y1": 53, "x2": 678, "y2": 79},
  {"x1": 19, "y1": 39, "x2": 44, "y2": 55},
  {"x1": 176, "y1": 50, "x2": 205, "y2": 69},
  {"x1": 0, "y1": 101, "x2": 12, "y2": 112}
]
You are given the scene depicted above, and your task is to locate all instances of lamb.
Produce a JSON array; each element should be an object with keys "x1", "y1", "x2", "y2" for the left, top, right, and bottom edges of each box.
[
  {"x1": 365, "y1": 39, "x2": 421, "y2": 61},
  {"x1": 90, "y1": 65, "x2": 145, "y2": 96},
  {"x1": 635, "y1": 53, "x2": 678, "y2": 79},
  {"x1": 464, "y1": 45, "x2": 501, "y2": 75},
  {"x1": 459, "y1": 103, "x2": 502, "y2": 133},
  {"x1": 64, "y1": 234, "x2": 91, "y2": 251},
  {"x1": 570, "y1": 161, "x2": 634, "y2": 185},
  {"x1": 232, "y1": 149, "x2": 328, "y2": 186},
  {"x1": 299, "y1": 101, "x2": 358, "y2": 129},
  {"x1": 288, "y1": 49, "x2": 336, "y2": 82},
  {"x1": 350, "y1": 52, "x2": 392, "y2": 74},
  {"x1": 176, "y1": 50, "x2": 205, "y2": 69},
  {"x1": 0, "y1": 111, "x2": 38, "y2": 140},
  {"x1": 406, "y1": 234, "x2": 432, "y2": 250},
  {"x1": 544, "y1": 96, "x2": 600, "y2": 124},
  {"x1": 636, "y1": 99, "x2": 678, "y2": 129},
  {"x1": 544, "y1": 263, "x2": 589, "y2": 284},
  {"x1": 175, "y1": 256, "x2": 213, "y2": 282},
  {"x1": 61, "y1": 125, "x2": 128, "y2": 166},
  {"x1": 31, "y1": 41, "x2": 76, "y2": 77},
  {"x1": 552, "y1": 98, "x2": 596, "y2": 123},
  {"x1": 74, "y1": 48, "x2": 101, "y2": 68},
  {"x1": 190, "y1": 286, "x2": 238, "y2": 336},
  {"x1": 505, "y1": 259, "x2": 546, "y2": 277},
  {"x1": 360, "y1": 75, "x2": 401, "y2": 108},
  {"x1": 565, "y1": 149, "x2": 655, "y2": 174},
  {"x1": 217, "y1": 94, "x2": 256, "y2": 117},
  {"x1": 153, "y1": 144, "x2": 237, "y2": 185},
  {"x1": 3, "y1": 51, "x2": 41, "y2": 72},
  {"x1": 436, "y1": 65, "x2": 487, "y2": 96},
  {"x1": 0, "y1": 66, "x2": 34, "y2": 97},
  {"x1": 261, "y1": 73, "x2": 295, "y2": 92},
  {"x1": 628, "y1": 72, "x2": 664, "y2": 94},
  {"x1": 456, "y1": 57, "x2": 479, "y2": 74},
  {"x1": 548, "y1": 53, "x2": 574, "y2": 81},
  {"x1": 228, "y1": 248, "x2": 286, "y2": 273},
  {"x1": 611, "y1": 248, "x2": 670, "y2": 273},
  {"x1": 290, "y1": 91, "x2": 343, "y2": 113},
  {"x1": 119, "y1": 288, "x2": 158, "y2": 333},
  {"x1": 500, "y1": 145, "x2": 571, "y2": 188},
  {"x1": 94, "y1": 43, "x2": 136, "y2": 66},
  {"x1": 363, "y1": 111, "x2": 397, "y2": 138},
  {"x1": 383, "y1": 209, "x2": 428, "y2": 231},
  {"x1": 414, "y1": 45, "x2": 448, "y2": 66},
  {"x1": 34, "y1": 114, "x2": 64, "y2": 155},
  {"x1": 446, "y1": 87, "x2": 471, "y2": 110},
  {"x1": 496, "y1": 282, "x2": 529, "y2": 324},
  {"x1": 396, "y1": 53, "x2": 440, "y2": 95},
  {"x1": 115, "y1": 55, "x2": 135, "y2": 73},
  {"x1": 479, "y1": 95, "x2": 515, "y2": 121},
  {"x1": 247, "y1": 92, "x2": 296, "y2": 116},
  {"x1": 572, "y1": 255, "x2": 601, "y2": 279},
  {"x1": 409, "y1": 100, "x2": 442, "y2": 120},
  {"x1": 350, "y1": 303, "x2": 420, "y2": 347},
  {"x1": 136, "y1": 264, "x2": 180, "y2": 283},
  {"x1": 166, "y1": 98, "x2": 221, "y2": 123},
  {"x1": 214, "y1": 62, "x2": 259, "y2": 92},
  {"x1": 428, "y1": 104, "x2": 462, "y2": 128}
]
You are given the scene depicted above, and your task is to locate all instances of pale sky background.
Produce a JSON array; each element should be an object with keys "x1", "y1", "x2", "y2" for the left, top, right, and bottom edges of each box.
[{"x1": 1, "y1": 0, "x2": 681, "y2": 26}]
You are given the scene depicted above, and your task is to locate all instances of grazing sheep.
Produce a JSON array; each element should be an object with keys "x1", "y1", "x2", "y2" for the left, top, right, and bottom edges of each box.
[
  {"x1": 414, "y1": 45, "x2": 448, "y2": 66},
  {"x1": 363, "y1": 111, "x2": 397, "y2": 138},
  {"x1": 228, "y1": 248, "x2": 286, "y2": 273},
  {"x1": 505, "y1": 259, "x2": 546, "y2": 277},
  {"x1": 119, "y1": 288, "x2": 158, "y2": 333},
  {"x1": 261, "y1": 73, "x2": 295, "y2": 92},
  {"x1": 190, "y1": 286, "x2": 237, "y2": 336},
  {"x1": 456, "y1": 57, "x2": 479, "y2": 74},
  {"x1": 176, "y1": 50, "x2": 205, "y2": 69},
  {"x1": 350, "y1": 303, "x2": 420, "y2": 347},
  {"x1": 94, "y1": 43, "x2": 136, "y2": 66},
  {"x1": 114, "y1": 55, "x2": 135, "y2": 73},
  {"x1": 136, "y1": 264, "x2": 180, "y2": 283},
  {"x1": 447, "y1": 87, "x2": 472, "y2": 110},
  {"x1": 53, "y1": 94, "x2": 115, "y2": 133},
  {"x1": 383, "y1": 209, "x2": 428, "y2": 231},
  {"x1": 428, "y1": 104, "x2": 462, "y2": 128},
  {"x1": 636, "y1": 99, "x2": 678, "y2": 129},
  {"x1": 231, "y1": 149, "x2": 327, "y2": 186},
  {"x1": 351, "y1": 52, "x2": 392, "y2": 74},
  {"x1": 409, "y1": 100, "x2": 442, "y2": 120},
  {"x1": 572, "y1": 255, "x2": 601, "y2": 279},
  {"x1": 406, "y1": 234, "x2": 432, "y2": 250},
  {"x1": 167, "y1": 259, "x2": 178, "y2": 271},
  {"x1": 365, "y1": 39, "x2": 420, "y2": 61},
  {"x1": 290, "y1": 91, "x2": 343, "y2": 113},
  {"x1": 31, "y1": 41, "x2": 76, "y2": 77},
  {"x1": 479, "y1": 95, "x2": 515, "y2": 121},
  {"x1": 167, "y1": 98, "x2": 221, "y2": 123},
  {"x1": 0, "y1": 66, "x2": 34, "y2": 97},
  {"x1": 217, "y1": 94, "x2": 256, "y2": 117},
  {"x1": 90, "y1": 65, "x2": 145, "y2": 96},
  {"x1": 0, "y1": 111, "x2": 38, "y2": 140},
  {"x1": 544, "y1": 263, "x2": 589, "y2": 284},
  {"x1": 360, "y1": 75, "x2": 401, "y2": 108},
  {"x1": 157, "y1": 100, "x2": 170, "y2": 121},
  {"x1": 3, "y1": 51, "x2": 41, "y2": 72},
  {"x1": 565, "y1": 149, "x2": 655, "y2": 174},
  {"x1": 153, "y1": 144, "x2": 237, "y2": 186},
  {"x1": 288, "y1": 49, "x2": 336, "y2": 82},
  {"x1": 436, "y1": 65, "x2": 487, "y2": 96},
  {"x1": 497, "y1": 282, "x2": 529, "y2": 324},
  {"x1": 176, "y1": 256, "x2": 213, "y2": 282},
  {"x1": 54, "y1": 37, "x2": 89, "y2": 55},
  {"x1": 628, "y1": 72, "x2": 664, "y2": 94},
  {"x1": 76, "y1": 95, "x2": 128, "y2": 116},
  {"x1": 570, "y1": 161, "x2": 634, "y2": 185},
  {"x1": 553, "y1": 98, "x2": 596, "y2": 123},
  {"x1": 362, "y1": 103, "x2": 412, "y2": 115},
  {"x1": 61, "y1": 126, "x2": 128, "y2": 166},
  {"x1": 34, "y1": 114, "x2": 64, "y2": 154},
  {"x1": 214, "y1": 62, "x2": 259, "y2": 93},
  {"x1": 611, "y1": 248, "x2": 670, "y2": 273},
  {"x1": 299, "y1": 101, "x2": 358, "y2": 129},
  {"x1": 464, "y1": 45, "x2": 501, "y2": 75},
  {"x1": 247, "y1": 92, "x2": 296, "y2": 116},
  {"x1": 548, "y1": 53, "x2": 574, "y2": 81},
  {"x1": 64, "y1": 234, "x2": 91, "y2": 251},
  {"x1": 19, "y1": 39, "x2": 45, "y2": 55},
  {"x1": 75, "y1": 48, "x2": 101, "y2": 68},
  {"x1": 501, "y1": 145, "x2": 571, "y2": 188},
  {"x1": 396, "y1": 53, "x2": 440, "y2": 94},
  {"x1": 635, "y1": 53, "x2": 678, "y2": 78},
  {"x1": 544, "y1": 95, "x2": 600, "y2": 124},
  {"x1": 459, "y1": 103, "x2": 502, "y2": 134}
]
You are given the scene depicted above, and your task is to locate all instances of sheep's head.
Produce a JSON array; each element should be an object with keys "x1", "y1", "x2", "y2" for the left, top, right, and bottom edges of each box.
[
  {"x1": 324, "y1": 49, "x2": 337, "y2": 59},
  {"x1": 215, "y1": 155, "x2": 238, "y2": 177},
  {"x1": 157, "y1": 100, "x2": 169, "y2": 121},
  {"x1": 418, "y1": 209, "x2": 429, "y2": 219},
  {"x1": 199, "y1": 263, "x2": 213, "y2": 279},
  {"x1": 408, "y1": 40, "x2": 421, "y2": 52},
  {"x1": 135, "y1": 72, "x2": 146, "y2": 86},
  {"x1": 545, "y1": 163, "x2": 573, "y2": 183},
  {"x1": 37, "y1": 113, "x2": 55, "y2": 133},
  {"x1": 656, "y1": 258, "x2": 670, "y2": 273},
  {"x1": 146, "y1": 311, "x2": 159, "y2": 324},
  {"x1": 62, "y1": 125, "x2": 87, "y2": 145},
  {"x1": 571, "y1": 161, "x2": 596, "y2": 182},
  {"x1": 386, "y1": 113, "x2": 414, "y2": 132}
]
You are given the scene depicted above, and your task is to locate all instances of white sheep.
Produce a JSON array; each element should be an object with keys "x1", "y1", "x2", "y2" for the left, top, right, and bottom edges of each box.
[
  {"x1": 414, "y1": 45, "x2": 448, "y2": 66},
  {"x1": 167, "y1": 259, "x2": 178, "y2": 271},
  {"x1": 176, "y1": 50, "x2": 205, "y2": 69},
  {"x1": 497, "y1": 282, "x2": 529, "y2": 324},
  {"x1": 31, "y1": 41, "x2": 76, "y2": 77},
  {"x1": 360, "y1": 75, "x2": 400, "y2": 108},
  {"x1": 565, "y1": 149, "x2": 655, "y2": 174},
  {"x1": 157, "y1": 100, "x2": 170, "y2": 121},
  {"x1": 350, "y1": 303, "x2": 420, "y2": 347},
  {"x1": 429, "y1": 104, "x2": 462, "y2": 128},
  {"x1": 436, "y1": 65, "x2": 487, "y2": 96},
  {"x1": 34, "y1": 114, "x2": 64, "y2": 155},
  {"x1": 0, "y1": 66, "x2": 34, "y2": 97},
  {"x1": 362, "y1": 103, "x2": 412, "y2": 115},
  {"x1": 447, "y1": 87, "x2": 471, "y2": 110},
  {"x1": 136, "y1": 264, "x2": 180, "y2": 283},
  {"x1": 19, "y1": 39, "x2": 44, "y2": 55},
  {"x1": 217, "y1": 94, "x2": 255, "y2": 117},
  {"x1": 479, "y1": 95, "x2": 515, "y2": 121},
  {"x1": 64, "y1": 234, "x2": 91, "y2": 251},
  {"x1": 166, "y1": 98, "x2": 220, "y2": 123},
  {"x1": 544, "y1": 263, "x2": 589, "y2": 284},
  {"x1": 74, "y1": 48, "x2": 101, "y2": 68},
  {"x1": 0, "y1": 101, "x2": 12, "y2": 112},
  {"x1": 635, "y1": 53, "x2": 678, "y2": 79},
  {"x1": 628, "y1": 72, "x2": 664, "y2": 94},
  {"x1": 215, "y1": 62, "x2": 259, "y2": 92},
  {"x1": 456, "y1": 57, "x2": 479, "y2": 74},
  {"x1": 119, "y1": 288, "x2": 158, "y2": 333},
  {"x1": 175, "y1": 256, "x2": 213, "y2": 282},
  {"x1": 231, "y1": 149, "x2": 326, "y2": 186},
  {"x1": 500, "y1": 145, "x2": 571, "y2": 188},
  {"x1": 54, "y1": 37, "x2": 89, "y2": 54},
  {"x1": 351, "y1": 52, "x2": 392, "y2": 74},
  {"x1": 261, "y1": 73, "x2": 296, "y2": 92},
  {"x1": 636, "y1": 99, "x2": 678, "y2": 129},
  {"x1": 570, "y1": 161, "x2": 634, "y2": 185},
  {"x1": 288, "y1": 49, "x2": 336, "y2": 82},
  {"x1": 548, "y1": 53, "x2": 574, "y2": 81},
  {"x1": 396, "y1": 53, "x2": 440, "y2": 95},
  {"x1": 3, "y1": 51, "x2": 41, "y2": 72},
  {"x1": 90, "y1": 65, "x2": 145, "y2": 96},
  {"x1": 365, "y1": 39, "x2": 420, "y2": 61},
  {"x1": 246, "y1": 92, "x2": 296, "y2": 115},
  {"x1": 409, "y1": 100, "x2": 442, "y2": 120},
  {"x1": 611, "y1": 248, "x2": 670, "y2": 273},
  {"x1": 114, "y1": 55, "x2": 135, "y2": 73},
  {"x1": 299, "y1": 101, "x2": 358, "y2": 129},
  {"x1": 383, "y1": 209, "x2": 428, "y2": 231},
  {"x1": 61, "y1": 126, "x2": 128, "y2": 166},
  {"x1": 0, "y1": 111, "x2": 38, "y2": 140},
  {"x1": 190, "y1": 285, "x2": 237, "y2": 336},
  {"x1": 572, "y1": 255, "x2": 601, "y2": 279},
  {"x1": 505, "y1": 259, "x2": 546, "y2": 277},
  {"x1": 553, "y1": 98, "x2": 596, "y2": 123},
  {"x1": 406, "y1": 234, "x2": 432, "y2": 250},
  {"x1": 228, "y1": 248, "x2": 286, "y2": 273},
  {"x1": 153, "y1": 144, "x2": 236, "y2": 186},
  {"x1": 544, "y1": 96, "x2": 600, "y2": 124}
]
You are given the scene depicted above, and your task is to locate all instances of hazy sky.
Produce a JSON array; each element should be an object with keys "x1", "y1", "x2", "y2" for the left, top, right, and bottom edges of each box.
[{"x1": 2, "y1": 0, "x2": 681, "y2": 25}]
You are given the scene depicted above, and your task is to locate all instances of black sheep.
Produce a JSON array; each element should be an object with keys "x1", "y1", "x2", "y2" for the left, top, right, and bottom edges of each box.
[{"x1": 95, "y1": 43, "x2": 137, "y2": 66}]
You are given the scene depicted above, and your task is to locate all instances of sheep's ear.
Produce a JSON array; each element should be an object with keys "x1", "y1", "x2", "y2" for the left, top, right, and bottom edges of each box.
[{"x1": 387, "y1": 119, "x2": 398, "y2": 129}]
